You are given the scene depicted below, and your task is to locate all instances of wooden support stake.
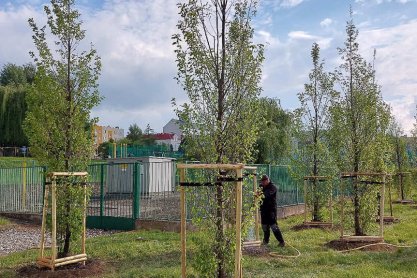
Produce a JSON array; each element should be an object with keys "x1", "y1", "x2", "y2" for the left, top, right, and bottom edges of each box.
[
  {"x1": 51, "y1": 177, "x2": 57, "y2": 270},
  {"x1": 379, "y1": 175, "x2": 385, "y2": 238},
  {"x1": 180, "y1": 168, "x2": 186, "y2": 278},
  {"x1": 330, "y1": 180, "x2": 334, "y2": 228},
  {"x1": 82, "y1": 177, "x2": 87, "y2": 265},
  {"x1": 303, "y1": 179, "x2": 307, "y2": 223},
  {"x1": 388, "y1": 180, "x2": 393, "y2": 217},
  {"x1": 39, "y1": 182, "x2": 49, "y2": 258},
  {"x1": 340, "y1": 178, "x2": 345, "y2": 238},
  {"x1": 234, "y1": 168, "x2": 243, "y2": 278},
  {"x1": 253, "y1": 172, "x2": 260, "y2": 242},
  {"x1": 38, "y1": 172, "x2": 89, "y2": 271}
]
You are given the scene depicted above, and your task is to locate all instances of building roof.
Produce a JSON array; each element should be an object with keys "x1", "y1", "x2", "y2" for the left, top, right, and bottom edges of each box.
[{"x1": 152, "y1": 133, "x2": 176, "y2": 140}]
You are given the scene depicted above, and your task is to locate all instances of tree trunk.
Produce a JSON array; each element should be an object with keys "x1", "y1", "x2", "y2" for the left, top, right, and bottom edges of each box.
[{"x1": 63, "y1": 2, "x2": 73, "y2": 256}]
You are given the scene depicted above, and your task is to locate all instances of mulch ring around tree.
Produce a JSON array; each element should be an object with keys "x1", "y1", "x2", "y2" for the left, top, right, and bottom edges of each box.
[
  {"x1": 242, "y1": 245, "x2": 271, "y2": 257},
  {"x1": 17, "y1": 259, "x2": 107, "y2": 278},
  {"x1": 325, "y1": 239, "x2": 398, "y2": 252},
  {"x1": 393, "y1": 200, "x2": 414, "y2": 204},
  {"x1": 376, "y1": 216, "x2": 400, "y2": 225},
  {"x1": 291, "y1": 223, "x2": 339, "y2": 231}
]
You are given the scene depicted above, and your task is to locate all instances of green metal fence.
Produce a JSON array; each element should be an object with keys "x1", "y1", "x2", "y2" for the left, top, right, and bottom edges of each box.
[
  {"x1": 0, "y1": 162, "x2": 303, "y2": 230},
  {"x1": 108, "y1": 144, "x2": 184, "y2": 159},
  {"x1": 0, "y1": 165, "x2": 45, "y2": 213},
  {"x1": 251, "y1": 164, "x2": 304, "y2": 206}
]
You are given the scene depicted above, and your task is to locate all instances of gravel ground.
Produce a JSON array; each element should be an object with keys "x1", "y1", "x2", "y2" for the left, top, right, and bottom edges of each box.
[{"x1": 0, "y1": 220, "x2": 118, "y2": 256}]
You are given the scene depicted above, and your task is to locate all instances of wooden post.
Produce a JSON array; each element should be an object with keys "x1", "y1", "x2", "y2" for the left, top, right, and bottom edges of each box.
[
  {"x1": 234, "y1": 168, "x2": 243, "y2": 278},
  {"x1": 253, "y1": 172, "x2": 260, "y2": 242},
  {"x1": 180, "y1": 168, "x2": 186, "y2": 278},
  {"x1": 303, "y1": 179, "x2": 307, "y2": 224},
  {"x1": 388, "y1": 179, "x2": 393, "y2": 217},
  {"x1": 82, "y1": 177, "x2": 87, "y2": 265},
  {"x1": 379, "y1": 175, "x2": 386, "y2": 238},
  {"x1": 330, "y1": 180, "x2": 333, "y2": 228},
  {"x1": 37, "y1": 172, "x2": 89, "y2": 270},
  {"x1": 39, "y1": 181, "x2": 50, "y2": 259},
  {"x1": 340, "y1": 177, "x2": 345, "y2": 238},
  {"x1": 51, "y1": 177, "x2": 57, "y2": 270}
]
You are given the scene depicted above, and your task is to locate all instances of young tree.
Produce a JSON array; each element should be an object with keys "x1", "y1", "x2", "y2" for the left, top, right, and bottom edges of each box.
[
  {"x1": 0, "y1": 63, "x2": 35, "y2": 147},
  {"x1": 0, "y1": 63, "x2": 36, "y2": 86},
  {"x1": 255, "y1": 97, "x2": 292, "y2": 164},
  {"x1": 330, "y1": 11, "x2": 391, "y2": 236},
  {"x1": 25, "y1": 0, "x2": 101, "y2": 256},
  {"x1": 294, "y1": 42, "x2": 337, "y2": 222},
  {"x1": 172, "y1": 0, "x2": 264, "y2": 276},
  {"x1": 389, "y1": 120, "x2": 410, "y2": 200},
  {"x1": 144, "y1": 123, "x2": 154, "y2": 135},
  {"x1": 126, "y1": 123, "x2": 143, "y2": 142}
]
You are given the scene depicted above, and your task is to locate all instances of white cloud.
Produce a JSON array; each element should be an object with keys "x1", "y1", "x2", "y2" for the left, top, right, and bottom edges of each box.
[
  {"x1": 287, "y1": 31, "x2": 332, "y2": 49},
  {"x1": 359, "y1": 19, "x2": 417, "y2": 133},
  {"x1": 256, "y1": 30, "x2": 280, "y2": 46},
  {"x1": 320, "y1": 18, "x2": 333, "y2": 27},
  {"x1": 280, "y1": 0, "x2": 304, "y2": 8},
  {"x1": 288, "y1": 31, "x2": 317, "y2": 40},
  {"x1": 0, "y1": 0, "x2": 181, "y2": 132}
]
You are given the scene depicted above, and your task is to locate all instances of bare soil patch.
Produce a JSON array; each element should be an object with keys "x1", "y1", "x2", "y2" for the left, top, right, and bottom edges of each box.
[
  {"x1": 291, "y1": 223, "x2": 339, "y2": 231},
  {"x1": 17, "y1": 259, "x2": 107, "y2": 278},
  {"x1": 243, "y1": 245, "x2": 270, "y2": 257}
]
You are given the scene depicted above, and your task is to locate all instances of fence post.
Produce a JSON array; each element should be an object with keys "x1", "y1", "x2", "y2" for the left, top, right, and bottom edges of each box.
[
  {"x1": 133, "y1": 162, "x2": 140, "y2": 219},
  {"x1": 268, "y1": 164, "x2": 271, "y2": 178},
  {"x1": 100, "y1": 164, "x2": 105, "y2": 219},
  {"x1": 41, "y1": 166, "x2": 47, "y2": 208},
  {"x1": 22, "y1": 161, "x2": 27, "y2": 210}
]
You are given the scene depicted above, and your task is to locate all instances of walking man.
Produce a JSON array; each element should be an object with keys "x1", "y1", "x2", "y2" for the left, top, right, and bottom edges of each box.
[{"x1": 259, "y1": 175, "x2": 285, "y2": 247}]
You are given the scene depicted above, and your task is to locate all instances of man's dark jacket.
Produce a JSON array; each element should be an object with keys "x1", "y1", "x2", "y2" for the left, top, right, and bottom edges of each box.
[{"x1": 260, "y1": 182, "x2": 277, "y2": 225}]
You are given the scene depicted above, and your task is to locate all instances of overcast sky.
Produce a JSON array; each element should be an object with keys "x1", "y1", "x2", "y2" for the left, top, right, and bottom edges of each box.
[{"x1": 1, "y1": 0, "x2": 416, "y2": 134}]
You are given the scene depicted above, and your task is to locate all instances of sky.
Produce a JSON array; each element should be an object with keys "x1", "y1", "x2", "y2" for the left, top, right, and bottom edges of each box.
[{"x1": 0, "y1": 0, "x2": 417, "y2": 134}]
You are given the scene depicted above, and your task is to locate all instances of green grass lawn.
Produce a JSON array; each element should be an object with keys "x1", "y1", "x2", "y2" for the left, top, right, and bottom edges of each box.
[
  {"x1": 1, "y1": 203, "x2": 417, "y2": 277},
  {"x1": 0, "y1": 217, "x2": 10, "y2": 226}
]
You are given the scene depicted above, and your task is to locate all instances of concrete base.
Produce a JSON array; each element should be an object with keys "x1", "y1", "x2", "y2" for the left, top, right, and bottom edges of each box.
[{"x1": 277, "y1": 204, "x2": 304, "y2": 219}]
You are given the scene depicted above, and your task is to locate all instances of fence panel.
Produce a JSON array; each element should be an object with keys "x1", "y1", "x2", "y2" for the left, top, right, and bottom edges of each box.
[{"x1": 0, "y1": 166, "x2": 44, "y2": 213}]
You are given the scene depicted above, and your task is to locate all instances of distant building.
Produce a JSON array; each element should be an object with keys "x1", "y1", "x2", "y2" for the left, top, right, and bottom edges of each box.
[
  {"x1": 163, "y1": 119, "x2": 182, "y2": 138},
  {"x1": 152, "y1": 133, "x2": 181, "y2": 151},
  {"x1": 94, "y1": 125, "x2": 124, "y2": 146}
]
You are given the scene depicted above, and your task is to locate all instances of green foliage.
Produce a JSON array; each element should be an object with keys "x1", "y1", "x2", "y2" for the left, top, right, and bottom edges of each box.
[
  {"x1": 329, "y1": 12, "x2": 392, "y2": 235},
  {"x1": 0, "y1": 216, "x2": 10, "y2": 226},
  {"x1": 25, "y1": 0, "x2": 101, "y2": 171},
  {"x1": 0, "y1": 86, "x2": 28, "y2": 146},
  {"x1": 173, "y1": 0, "x2": 264, "y2": 276},
  {"x1": 185, "y1": 169, "x2": 259, "y2": 277},
  {"x1": 0, "y1": 63, "x2": 35, "y2": 146},
  {"x1": 45, "y1": 176, "x2": 91, "y2": 256},
  {"x1": 172, "y1": 0, "x2": 264, "y2": 165},
  {"x1": 126, "y1": 123, "x2": 142, "y2": 142},
  {"x1": 291, "y1": 43, "x2": 337, "y2": 222},
  {"x1": 255, "y1": 98, "x2": 292, "y2": 164},
  {"x1": 0, "y1": 63, "x2": 35, "y2": 87},
  {"x1": 24, "y1": 0, "x2": 101, "y2": 256}
]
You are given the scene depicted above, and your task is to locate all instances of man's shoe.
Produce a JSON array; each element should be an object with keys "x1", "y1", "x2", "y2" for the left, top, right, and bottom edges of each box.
[{"x1": 278, "y1": 242, "x2": 285, "y2": 247}]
